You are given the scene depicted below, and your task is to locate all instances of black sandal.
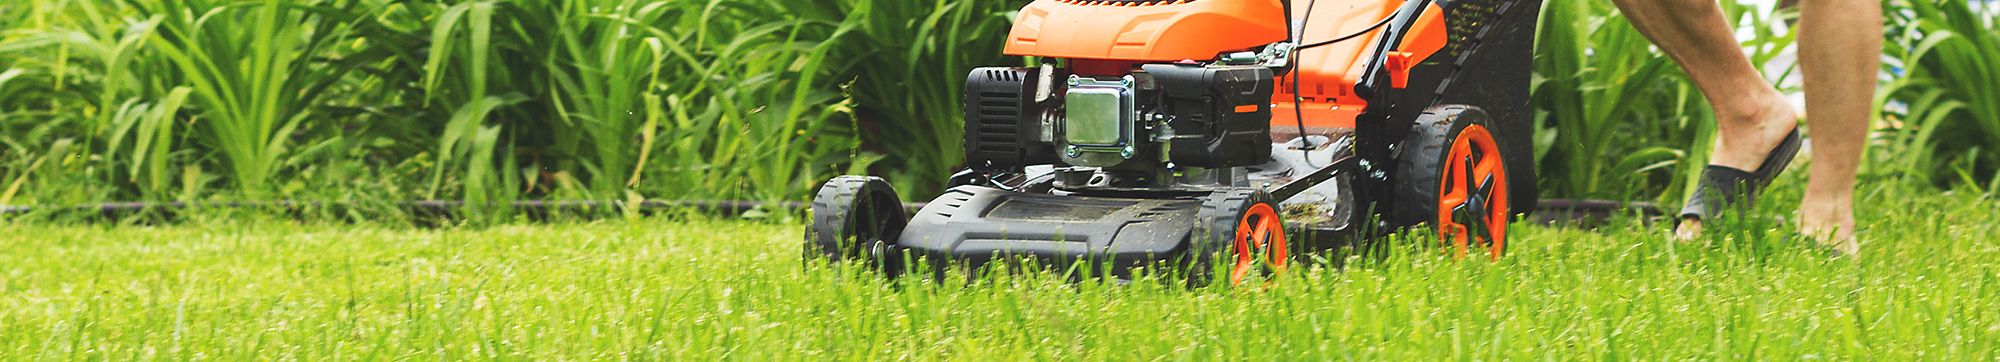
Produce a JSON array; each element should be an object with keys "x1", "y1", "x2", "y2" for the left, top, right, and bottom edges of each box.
[{"x1": 1679, "y1": 129, "x2": 1803, "y2": 225}]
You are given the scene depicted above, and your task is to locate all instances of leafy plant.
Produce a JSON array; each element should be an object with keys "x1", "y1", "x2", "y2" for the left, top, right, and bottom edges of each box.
[
  {"x1": 126, "y1": 0, "x2": 386, "y2": 196},
  {"x1": 0, "y1": 0, "x2": 877, "y2": 208},
  {"x1": 1879, "y1": 0, "x2": 2000, "y2": 189}
]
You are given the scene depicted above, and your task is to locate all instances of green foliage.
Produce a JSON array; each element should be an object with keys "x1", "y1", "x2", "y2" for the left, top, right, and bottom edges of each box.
[
  {"x1": 1879, "y1": 0, "x2": 2000, "y2": 189},
  {"x1": 130, "y1": 0, "x2": 373, "y2": 196},
  {"x1": 806, "y1": 0, "x2": 1024, "y2": 197},
  {"x1": 4, "y1": 0, "x2": 1997, "y2": 210},
  {"x1": 0, "y1": 0, "x2": 937, "y2": 208}
]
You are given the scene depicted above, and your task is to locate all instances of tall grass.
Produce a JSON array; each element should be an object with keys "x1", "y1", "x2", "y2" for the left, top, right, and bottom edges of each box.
[
  {"x1": 0, "y1": 0, "x2": 904, "y2": 209},
  {"x1": 1879, "y1": 0, "x2": 2000, "y2": 190},
  {"x1": 413, "y1": 0, "x2": 867, "y2": 205},
  {"x1": 128, "y1": 0, "x2": 386, "y2": 196}
]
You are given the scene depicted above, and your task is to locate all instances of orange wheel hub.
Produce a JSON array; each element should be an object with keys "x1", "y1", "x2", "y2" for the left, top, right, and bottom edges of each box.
[
  {"x1": 1230, "y1": 203, "x2": 1289, "y2": 285},
  {"x1": 1437, "y1": 124, "x2": 1509, "y2": 260}
]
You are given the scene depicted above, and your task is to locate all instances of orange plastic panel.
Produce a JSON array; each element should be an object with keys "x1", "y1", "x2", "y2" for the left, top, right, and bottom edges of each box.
[
  {"x1": 1386, "y1": 3, "x2": 1448, "y2": 88},
  {"x1": 1271, "y1": 0, "x2": 1403, "y2": 134},
  {"x1": 1397, "y1": 3, "x2": 1449, "y2": 64},
  {"x1": 1005, "y1": 0, "x2": 1289, "y2": 61},
  {"x1": 1001, "y1": 0, "x2": 1452, "y2": 139},
  {"x1": 1271, "y1": 1, "x2": 1448, "y2": 135}
]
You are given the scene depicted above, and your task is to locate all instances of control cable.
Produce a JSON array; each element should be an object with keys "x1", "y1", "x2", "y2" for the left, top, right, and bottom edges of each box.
[
  {"x1": 1284, "y1": 1, "x2": 1401, "y2": 167},
  {"x1": 1286, "y1": 0, "x2": 1320, "y2": 162}
]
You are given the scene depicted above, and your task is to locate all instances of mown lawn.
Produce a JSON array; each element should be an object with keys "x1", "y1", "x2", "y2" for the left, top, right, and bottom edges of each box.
[{"x1": 2, "y1": 188, "x2": 1996, "y2": 359}]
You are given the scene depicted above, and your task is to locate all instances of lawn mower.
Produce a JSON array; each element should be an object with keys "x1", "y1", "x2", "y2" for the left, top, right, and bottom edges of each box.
[{"x1": 808, "y1": 0, "x2": 1541, "y2": 285}]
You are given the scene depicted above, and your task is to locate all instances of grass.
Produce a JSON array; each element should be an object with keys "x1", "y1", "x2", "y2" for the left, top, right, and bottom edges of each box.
[{"x1": 4, "y1": 183, "x2": 1995, "y2": 359}]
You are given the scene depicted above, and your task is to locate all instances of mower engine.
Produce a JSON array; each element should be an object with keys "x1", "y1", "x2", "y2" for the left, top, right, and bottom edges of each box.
[{"x1": 963, "y1": 63, "x2": 1275, "y2": 192}]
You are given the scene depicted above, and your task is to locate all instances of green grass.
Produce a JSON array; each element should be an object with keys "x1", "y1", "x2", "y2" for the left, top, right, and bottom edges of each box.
[{"x1": 4, "y1": 184, "x2": 1994, "y2": 359}]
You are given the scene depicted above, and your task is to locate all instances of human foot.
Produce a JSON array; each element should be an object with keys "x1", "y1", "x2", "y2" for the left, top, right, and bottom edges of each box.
[
  {"x1": 1673, "y1": 94, "x2": 1800, "y2": 241},
  {"x1": 1673, "y1": 217, "x2": 1704, "y2": 242},
  {"x1": 1709, "y1": 94, "x2": 1801, "y2": 171},
  {"x1": 1798, "y1": 193, "x2": 1860, "y2": 258}
]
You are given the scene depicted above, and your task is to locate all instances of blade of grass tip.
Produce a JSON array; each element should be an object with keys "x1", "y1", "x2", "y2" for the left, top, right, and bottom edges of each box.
[
  {"x1": 1908, "y1": 98, "x2": 1966, "y2": 177},
  {"x1": 629, "y1": 94, "x2": 661, "y2": 188},
  {"x1": 422, "y1": 2, "x2": 473, "y2": 104},
  {"x1": 468, "y1": 2, "x2": 490, "y2": 103},
  {"x1": 139, "y1": 87, "x2": 192, "y2": 194}
]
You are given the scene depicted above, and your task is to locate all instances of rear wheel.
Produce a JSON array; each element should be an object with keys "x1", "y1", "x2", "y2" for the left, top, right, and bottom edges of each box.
[
  {"x1": 1395, "y1": 105, "x2": 1511, "y2": 260},
  {"x1": 805, "y1": 176, "x2": 908, "y2": 274},
  {"x1": 1193, "y1": 189, "x2": 1291, "y2": 286}
]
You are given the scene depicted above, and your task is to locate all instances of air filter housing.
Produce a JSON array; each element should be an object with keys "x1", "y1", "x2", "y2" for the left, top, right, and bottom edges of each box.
[{"x1": 963, "y1": 67, "x2": 1059, "y2": 171}]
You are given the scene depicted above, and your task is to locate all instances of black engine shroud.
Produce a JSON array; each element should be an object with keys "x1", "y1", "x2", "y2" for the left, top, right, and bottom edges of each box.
[
  {"x1": 1142, "y1": 64, "x2": 1274, "y2": 168},
  {"x1": 961, "y1": 64, "x2": 1275, "y2": 174}
]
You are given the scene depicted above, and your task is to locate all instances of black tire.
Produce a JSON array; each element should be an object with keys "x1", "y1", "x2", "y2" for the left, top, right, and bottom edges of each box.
[
  {"x1": 1190, "y1": 188, "x2": 1290, "y2": 287},
  {"x1": 805, "y1": 176, "x2": 907, "y2": 274},
  {"x1": 1393, "y1": 105, "x2": 1513, "y2": 257}
]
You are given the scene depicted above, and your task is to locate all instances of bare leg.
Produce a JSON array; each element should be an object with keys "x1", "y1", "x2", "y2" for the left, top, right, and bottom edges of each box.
[
  {"x1": 1795, "y1": 0, "x2": 1879, "y2": 257},
  {"x1": 1608, "y1": 0, "x2": 1800, "y2": 240}
]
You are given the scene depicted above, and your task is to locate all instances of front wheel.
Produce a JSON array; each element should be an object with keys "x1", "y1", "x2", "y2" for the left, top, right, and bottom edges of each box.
[
  {"x1": 1394, "y1": 105, "x2": 1512, "y2": 260},
  {"x1": 1192, "y1": 189, "x2": 1291, "y2": 287},
  {"x1": 805, "y1": 176, "x2": 908, "y2": 274}
]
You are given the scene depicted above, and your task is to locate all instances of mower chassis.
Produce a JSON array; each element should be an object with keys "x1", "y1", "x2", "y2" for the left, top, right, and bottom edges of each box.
[{"x1": 892, "y1": 136, "x2": 1366, "y2": 280}]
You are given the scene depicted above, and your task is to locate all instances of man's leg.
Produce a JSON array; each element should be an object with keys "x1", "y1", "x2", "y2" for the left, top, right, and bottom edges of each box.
[
  {"x1": 1795, "y1": 0, "x2": 1880, "y2": 256},
  {"x1": 1608, "y1": 0, "x2": 1799, "y2": 239}
]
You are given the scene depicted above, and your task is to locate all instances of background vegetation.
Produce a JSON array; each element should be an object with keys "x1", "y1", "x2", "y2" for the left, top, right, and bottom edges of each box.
[
  {"x1": 0, "y1": 0, "x2": 1995, "y2": 211},
  {"x1": 0, "y1": 0, "x2": 1022, "y2": 214}
]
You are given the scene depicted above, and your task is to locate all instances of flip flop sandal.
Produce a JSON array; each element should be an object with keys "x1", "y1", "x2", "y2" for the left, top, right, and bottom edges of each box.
[{"x1": 1678, "y1": 129, "x2": 1803, "y2": 227}]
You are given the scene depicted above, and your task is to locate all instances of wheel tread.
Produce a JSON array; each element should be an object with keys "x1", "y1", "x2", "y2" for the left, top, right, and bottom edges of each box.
[
  {"x1": 1189, "y1": 188, "x2": 1281, "y2": 287},
  {"x1": 805, "y1": 176, "x2": 905, "y2": 266}
]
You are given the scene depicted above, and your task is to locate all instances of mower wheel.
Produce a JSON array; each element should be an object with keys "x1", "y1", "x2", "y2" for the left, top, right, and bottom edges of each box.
[
  {"x1": 1393, "y1": 105, "x2": 1512, "y2": 260},
  {"x1": 805, "y1": 176, "x2": 907, "y2": 274},
  {"x1": 1192, "y1": 189, "x2": 1291, "y2": 287}
]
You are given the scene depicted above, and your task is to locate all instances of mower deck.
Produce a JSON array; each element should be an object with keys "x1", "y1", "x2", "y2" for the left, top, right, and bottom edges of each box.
[
  {"x1": 896, "y1": 187, "x2": 1202, "y2": 279},
  {"x1": 891, "y1": 135, "x2": 1366, "y2": 279}
]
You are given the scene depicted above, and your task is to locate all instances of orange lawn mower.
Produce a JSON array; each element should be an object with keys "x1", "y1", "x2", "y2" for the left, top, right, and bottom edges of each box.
[{"x1": 807, "y1": 0, "x2": 1541, "y2": 285}]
